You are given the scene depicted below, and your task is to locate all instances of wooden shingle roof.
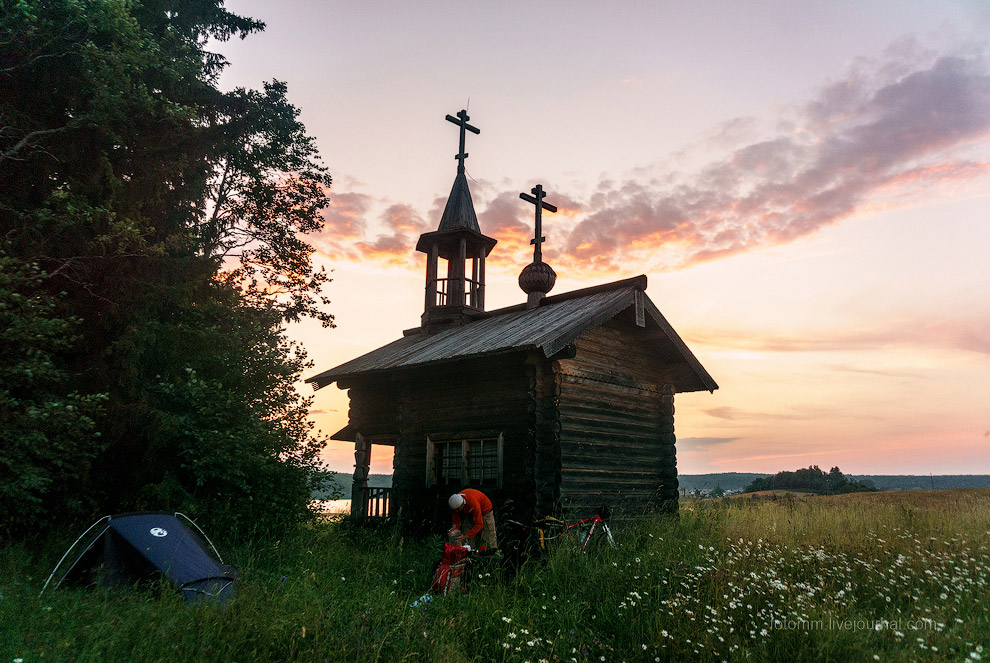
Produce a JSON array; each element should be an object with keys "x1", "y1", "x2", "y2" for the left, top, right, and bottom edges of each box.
[
  {"x1": 306, "y1": 275, "x2": 717, "y2": 393},
  {"x1": 436, "y1": 171, "x2": 480, "y2": 233}
]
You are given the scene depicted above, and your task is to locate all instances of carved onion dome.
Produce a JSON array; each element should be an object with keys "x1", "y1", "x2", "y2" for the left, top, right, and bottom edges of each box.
[{"x1": 519, "y1": 260, "x2": 557, "y2": 295}]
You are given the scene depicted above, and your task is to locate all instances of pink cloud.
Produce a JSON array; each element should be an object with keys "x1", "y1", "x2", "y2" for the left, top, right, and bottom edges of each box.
[
  {"x1": 354, "y1": 203, "x2": 430, "y2": 266},
  {"x1": 554, "y1": 46, "x2": 990, "y2": 271},
  {"x1": 311, "y1": 191, "x2": 371, "y2": 261},
  {"x1": 312, "y1": 41, "x2": 990, "y2": 279},
  {"x1": 689, "y1": 313, "x2": 990, "y2": 356},
  {"x1": 702, "y1": 405, "x2": 858, "y2": 423}
]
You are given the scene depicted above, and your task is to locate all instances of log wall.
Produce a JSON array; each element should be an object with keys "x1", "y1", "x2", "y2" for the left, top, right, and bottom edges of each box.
[{"x1": 557, "y1": 319, "x2": 679, "y2": 516}]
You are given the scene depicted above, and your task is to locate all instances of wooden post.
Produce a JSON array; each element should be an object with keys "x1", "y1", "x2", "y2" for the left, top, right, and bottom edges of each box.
[
  {"x1": 425, "y1": 242, "x2": 438, "y2": 311},
  {"x1": 352, "y1": 433, "x2": 370, "y2": 518},
  {"x1": 425, "y1": 437, "x2": 435, "y2": 488},
  {"x1": 455, "y1": 237, "x2": 467, "y2": 305},
  {"x1": 470, "y1": 257, "x2": 479, "y2": 307},
  {"x1": 478, "y1": 254, "x2": 486, "y2": 310}
]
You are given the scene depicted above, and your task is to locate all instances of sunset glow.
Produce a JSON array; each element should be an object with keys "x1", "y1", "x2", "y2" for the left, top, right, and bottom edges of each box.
[{"x1": 220, "y1": 0, "x2": 990, "y2": 476}]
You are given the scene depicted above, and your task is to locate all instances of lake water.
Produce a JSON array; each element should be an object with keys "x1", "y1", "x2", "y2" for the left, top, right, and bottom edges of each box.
[{"x1": 311, "y1": 499, "x2": 350, "y2": 514}]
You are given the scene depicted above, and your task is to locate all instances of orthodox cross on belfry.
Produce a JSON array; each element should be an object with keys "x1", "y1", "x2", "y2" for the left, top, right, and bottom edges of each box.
[
  {"x1": 445, "y1": 109, "x2": 480, "y2": 174},
  {"x1": 519, "y1": 184, "x2": 557, "y2": 263}
]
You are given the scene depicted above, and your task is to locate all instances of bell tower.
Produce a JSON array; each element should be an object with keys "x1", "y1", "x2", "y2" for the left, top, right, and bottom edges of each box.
[{"x1": 416, "y1": 109, "x2": 497, "y2": 333}]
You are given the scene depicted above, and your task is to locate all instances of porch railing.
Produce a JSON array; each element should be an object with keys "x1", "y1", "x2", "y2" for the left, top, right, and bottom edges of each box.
[{"x1": 352, "y1": 486, "x2": 392, "y2": 519}]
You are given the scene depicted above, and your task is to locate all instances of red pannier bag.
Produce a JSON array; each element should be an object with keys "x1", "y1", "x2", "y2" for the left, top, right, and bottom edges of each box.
[{"x1": 431, "y1": 543, "x2": 470, "y2": 595}]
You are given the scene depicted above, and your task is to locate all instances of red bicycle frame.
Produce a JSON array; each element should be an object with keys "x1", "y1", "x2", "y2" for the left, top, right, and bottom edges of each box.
[{"x1": 565, "y1": 513, "x2": 615, "y2": 551}]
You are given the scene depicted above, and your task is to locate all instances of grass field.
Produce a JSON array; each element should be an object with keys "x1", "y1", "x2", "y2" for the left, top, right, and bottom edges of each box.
[{"x1": 2, "y1": 490, "x2": 988, "y2": 662}]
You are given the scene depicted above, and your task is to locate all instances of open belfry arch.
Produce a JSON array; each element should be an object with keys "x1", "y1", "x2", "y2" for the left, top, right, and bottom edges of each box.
[{"x1": 307, "y1": 109, "x2": 717, "y2": 528}]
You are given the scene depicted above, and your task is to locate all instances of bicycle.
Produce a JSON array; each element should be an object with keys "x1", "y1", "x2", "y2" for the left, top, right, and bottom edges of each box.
[
  {"x1": 506, "y1": 505, "x2": 616, "y2": 553},
  {"x1": 567, "y1": 504, "x2": 616, "y2": 552}
]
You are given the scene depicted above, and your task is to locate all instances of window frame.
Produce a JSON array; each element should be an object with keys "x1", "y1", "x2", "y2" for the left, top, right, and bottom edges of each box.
[{"x1": 426, "y1": 432, "x2": 504, "y2": 490}]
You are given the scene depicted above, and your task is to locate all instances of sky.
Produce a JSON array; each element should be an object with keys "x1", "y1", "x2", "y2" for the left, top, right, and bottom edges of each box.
[{"x1": 218, "y1": 0, "x2": 990, "y2": 476}]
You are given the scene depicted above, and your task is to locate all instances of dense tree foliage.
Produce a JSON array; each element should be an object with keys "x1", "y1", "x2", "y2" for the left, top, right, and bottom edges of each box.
[
  {"x1": 0, "y1": 258, "x2": 107, "y2": 525},
  {"x1": 0, "y1": 0, "x2": 335, "y2": 538},
  {"x1": 743, "y1": 466, "x2": 877, "y2": 495}
]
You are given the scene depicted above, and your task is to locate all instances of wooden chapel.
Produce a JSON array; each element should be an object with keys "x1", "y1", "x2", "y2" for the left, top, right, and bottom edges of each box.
[{"x1": 306, "y1": 110, "x2": 717, "y2": 530}]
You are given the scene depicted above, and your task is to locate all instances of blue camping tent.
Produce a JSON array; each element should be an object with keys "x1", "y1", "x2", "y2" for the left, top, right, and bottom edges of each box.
[{"x1": 41, "y1": 512, "x2": 236, "y2": 602}]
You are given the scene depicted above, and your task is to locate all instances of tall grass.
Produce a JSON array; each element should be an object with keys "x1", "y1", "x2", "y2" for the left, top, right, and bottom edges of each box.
[{"x1": 2, "y1": 490, "x2": 988, "y2": 662}]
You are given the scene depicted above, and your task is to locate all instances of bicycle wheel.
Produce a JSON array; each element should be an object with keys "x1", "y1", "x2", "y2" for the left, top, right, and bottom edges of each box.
[
  {"x1": 578, "y1": 520, "x2": 617, "y2": 551},
  {"x1": 600, "y1": 522, "x2": 617, "y2": 548}
]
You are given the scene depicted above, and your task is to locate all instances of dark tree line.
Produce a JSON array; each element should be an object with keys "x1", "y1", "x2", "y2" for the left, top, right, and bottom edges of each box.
[
  {"x1": 1, "y1": 0, "x2": 335, "y2": 538},
  {"x1": 743, "y1": 466, "x2": 877, "y2": 495}
]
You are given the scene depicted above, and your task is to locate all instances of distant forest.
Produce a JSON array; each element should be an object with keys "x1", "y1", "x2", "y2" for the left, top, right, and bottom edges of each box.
[
  {"x1": 677, "y1": 473, "x2": 990, "y2": 493},
  {"x1": 743, "y1": 466, "x2": 876, "y2": 495},
  {"x1": 677, "y1": 473, "x2": 767, "y2": 492}
]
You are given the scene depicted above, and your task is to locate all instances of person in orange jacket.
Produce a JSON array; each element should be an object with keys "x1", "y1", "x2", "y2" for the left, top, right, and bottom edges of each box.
[{"x1": 448, "y1": 488, "x2": 498, "y2": 550}]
